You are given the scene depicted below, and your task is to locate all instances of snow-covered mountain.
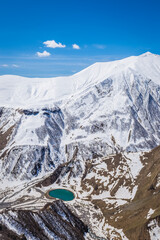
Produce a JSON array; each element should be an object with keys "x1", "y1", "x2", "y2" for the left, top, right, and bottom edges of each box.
[
  {"x1": 0, "y1": 52, "x2": 160, "y2": 240},
  {"x1": 0, "y1": 51, "x2": 160, "y2": 108}
]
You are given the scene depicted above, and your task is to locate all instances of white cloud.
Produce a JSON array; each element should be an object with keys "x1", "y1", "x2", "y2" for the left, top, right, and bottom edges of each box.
[
  {"x1": 36, "y1": 51, "x2": 51, "y2": 57},
  {"x1": 1, "y1": 64, "x2": 8, "y2": 67},
  {"x1": 72, "y1": 44, "x2": 80, "y2": 49},
  {"x1": 43, "y1": 40, "x2": 66, "y2": 48},
  {"x1": 12, "y1": 64, "x2": 19, "y2": 68}
]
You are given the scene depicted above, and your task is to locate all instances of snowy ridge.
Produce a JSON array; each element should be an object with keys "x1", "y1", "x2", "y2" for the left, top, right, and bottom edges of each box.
[{"x1": 0, "y1": 52, "x2": 160, "y2": 108}]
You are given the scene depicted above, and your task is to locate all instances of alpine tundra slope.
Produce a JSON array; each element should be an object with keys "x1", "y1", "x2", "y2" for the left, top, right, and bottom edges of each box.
[{"x1": 0, "y1": 52, "x2": 160, "y2": 240}]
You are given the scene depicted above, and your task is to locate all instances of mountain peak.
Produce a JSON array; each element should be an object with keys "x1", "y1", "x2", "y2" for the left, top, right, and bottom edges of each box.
[{"x1": 140, "y1": 51, "x2": 154, "y2": 57}]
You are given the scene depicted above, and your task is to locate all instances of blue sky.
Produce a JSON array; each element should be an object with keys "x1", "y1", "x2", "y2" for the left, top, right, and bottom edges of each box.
[{"x1": 0, "y1": 0, "x2": 160, "y2": 77}]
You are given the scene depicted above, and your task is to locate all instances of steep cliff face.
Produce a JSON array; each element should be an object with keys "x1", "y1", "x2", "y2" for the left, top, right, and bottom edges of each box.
[{"x1": 0, "y1": 52, "x2": 160, "y2": 240}]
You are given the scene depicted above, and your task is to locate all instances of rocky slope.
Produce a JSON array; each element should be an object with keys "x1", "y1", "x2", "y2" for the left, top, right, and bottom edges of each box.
[
  {"x1": 0, "y1": 52, "x2": 160, "y2": 239},
  {"x1": 0, "y1": 107, "x2": 65, "y2": 181},
  {"x1": 0, "y1": 200, "x2": 88, "y2": 240}
]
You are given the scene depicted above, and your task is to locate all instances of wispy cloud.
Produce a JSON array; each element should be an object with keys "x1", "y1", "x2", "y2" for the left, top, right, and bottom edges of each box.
[
  {"x1": 12, "y1": 64, "x2": 19, "y2": 68},
  {"x1": 1, "y1": 64, "x2": 8, "y2": 67},
  {"x1": 0, "y1": 64, "x2": 20, "y2": 68},
  {"x1": 43, "y1": 40, "x2": 66, "y2": 48},
  {"x1": 36, "y1": 51, "x2": 51, "y2": 57},
  {"x1": 93, "y1": 44, "x2": 106, "y2": 49},
  {"x1": 72, "y1": 44, "x2": 80, "y2": 49}
]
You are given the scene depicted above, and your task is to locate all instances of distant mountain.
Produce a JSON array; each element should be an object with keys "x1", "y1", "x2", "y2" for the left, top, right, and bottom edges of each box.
[{"x1": 0, "y1": 52, "x2": 160, "y2": 240}]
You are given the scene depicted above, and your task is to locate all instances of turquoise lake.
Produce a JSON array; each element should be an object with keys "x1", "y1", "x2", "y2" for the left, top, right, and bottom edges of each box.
[{"x1": 48, "y1": 189, "x2": 75, "y2": 201}]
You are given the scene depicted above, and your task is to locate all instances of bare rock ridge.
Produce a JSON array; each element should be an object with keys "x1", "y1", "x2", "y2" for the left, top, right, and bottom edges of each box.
[{"x1": 0, "y1": 200, "x2": 88, "y2": 240}]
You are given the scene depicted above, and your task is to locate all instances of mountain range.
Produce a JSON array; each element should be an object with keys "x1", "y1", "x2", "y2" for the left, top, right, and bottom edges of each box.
[{"x1": 0, "y1": 52, "x2": 160, "y2": 240}]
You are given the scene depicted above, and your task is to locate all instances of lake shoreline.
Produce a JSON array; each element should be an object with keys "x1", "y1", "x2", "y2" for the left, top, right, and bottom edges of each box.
[{"x1": 46, "y1": 188, "x2": 76, "y2": 201}]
